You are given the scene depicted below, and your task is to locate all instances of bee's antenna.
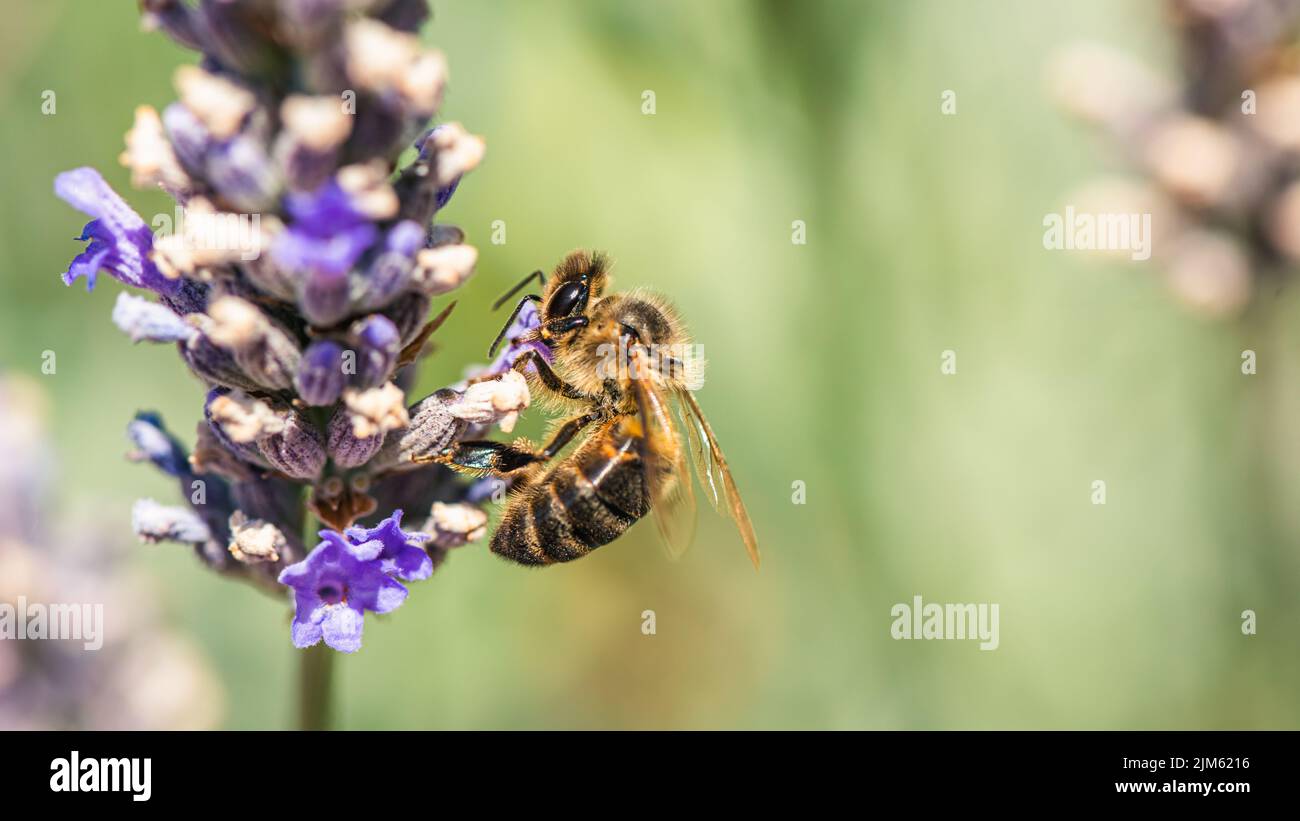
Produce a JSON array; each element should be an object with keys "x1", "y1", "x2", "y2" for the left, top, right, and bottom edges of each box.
[
  {"x1": 488, "y1": 295, "x2": 542, "y2": 358},
  {"x1": 491, "y1": 269, "x2": 546, "y2": 311}
]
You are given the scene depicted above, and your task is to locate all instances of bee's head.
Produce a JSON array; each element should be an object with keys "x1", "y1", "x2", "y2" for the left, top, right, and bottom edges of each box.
[{"x1": 539, "y1": 249, "x2": 610, "y2": 328}]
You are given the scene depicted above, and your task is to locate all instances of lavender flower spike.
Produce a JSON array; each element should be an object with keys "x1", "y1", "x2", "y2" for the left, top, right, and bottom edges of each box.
[
  {"x1": 278, "y1": 528, "x2": 410, "y2": 653},
  {"x1": 54, "y1": 1, "x2": 497, "y2": 665},
  {"x1": 54, "y1": 167, "x2": 176, "y2": 295}
]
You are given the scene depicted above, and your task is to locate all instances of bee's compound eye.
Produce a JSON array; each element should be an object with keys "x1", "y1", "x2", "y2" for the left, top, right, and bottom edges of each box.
[{"x1": 547, "y1": 281, "x2": 585, "y2": 317}]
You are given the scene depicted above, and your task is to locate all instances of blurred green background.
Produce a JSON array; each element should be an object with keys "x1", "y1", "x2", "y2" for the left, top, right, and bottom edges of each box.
[{"x1": 1, "y1": 0, "x2": 1298, "y2": 729}]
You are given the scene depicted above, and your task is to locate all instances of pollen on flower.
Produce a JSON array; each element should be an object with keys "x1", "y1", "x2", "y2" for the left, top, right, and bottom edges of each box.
[
  {"x1": 228, "y1": 511, "x2": 286, "y2": 564},
  {"x1": 336, "y1": 162, "x2": 400, "y2": 219},
  {"x1": 343, "y1": 383, "x2": 410, "y2": 439},
  {"x1": 414, "y1": 243, "x2": 478, "y2": 295},
  {"x1": 280, "y1": 95, "x2": 353, "y2": 153},
  {"x1": 204, "y1": 296, "x2": 264, "y2": 348},
  {"x1": 173, "y1": 65, "x2": 256, "y2": 140},
  {"x1": 449, "y1": 370, "x2": 530, "y2": 433},
  {"x1": 120, "y1": 105, "x2": 188, "y2": 192},
  {"x1": 426, "y1": 502, "x2": 489, "y2": 548},
  {"x1": 207, "y1": 390, "x2": 285, "y2": 443},
  {"x1": 428, "y1": 123, "x2": 486, "y2": 188}
]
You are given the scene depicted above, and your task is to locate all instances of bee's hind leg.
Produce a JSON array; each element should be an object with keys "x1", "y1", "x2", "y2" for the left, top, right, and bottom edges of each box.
[{"x1": 431, "y1": 439, "x2": 543, "y2": 475}]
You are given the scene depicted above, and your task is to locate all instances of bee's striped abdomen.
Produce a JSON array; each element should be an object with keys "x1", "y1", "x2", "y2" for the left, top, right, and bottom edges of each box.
[{"x1": 490, "y1": 421, "x2": 650, "y2": 565}]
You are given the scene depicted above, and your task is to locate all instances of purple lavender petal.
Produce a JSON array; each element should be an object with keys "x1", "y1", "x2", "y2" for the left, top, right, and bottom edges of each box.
[
  {"x1": 320, "y1": 606, "x2": 365, "y2": 653},
  {"x1": 344, "y1": 509, "x2": 433, "y2": 581},
  {"x1": 275, "y1": 223, "x2": 377, "y2": 279},
  {"x1": 480, "y1": 299, "x2": 550, "y2": 378},
  {"x1": 321, "y1": 529, "x2": 382, "y2": 562},
  {"x1": 54, "y1": 168, "x2": 176, "y2": 295},
  {"x1": 354, "y1": 574, "x2": 409, "y2": 615},
  {"x1": 273, "y1": 179, "x2": 379, "y2": 289}
]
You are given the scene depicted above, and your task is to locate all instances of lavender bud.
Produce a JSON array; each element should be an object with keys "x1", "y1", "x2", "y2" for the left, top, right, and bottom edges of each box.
[
  {"x1": 230, "y1": 476, "x2": 306, "y2": 564},
  {"x1": 257, "y1": 409, "x2": 327, "y2": 480},
  {"x1": 377, "y1": 388, "x2": 466, "y2": 467},
  {"x1": 206, "y1": 389, "x2": 286, "y2": 444},
  {"x1": 208, "y1": 131, "x2": 281, "y2": 212},
  {"x1": 348, "y1": 314, "x2": 401, "y2": 388},
  {"x1": 376, "y1": 0, "x2": 432, "y2": 32},
  {"x1": 295, "y1": 339, "x2": 347, "y2": 406},
  {"x1": 344, "y1": 18, "x2": 447, "y2": 116},
  {"x1": 173, "y1": 65, "x2": 254, "y2": 141},
  {"x1": 126, "y1": 412, "x2": 190, "y2": 477},
  {"x1": 191, "y1": 417, "x2": 262, "y2": 481},
  {"x1": 182, "y1": 331, "x2": 266, "y2": 392},
  {"x1": 283, "y1": 92, "x2": 350, "y2": 143},
  {"x1": 358, "y1": 219, "x2": 424, "y2": 309},
  {"x1": 140, "y1": 0, "x2": 206, "y2": 52},
  {"x1": 162, "y1": 101, "x2": 210, "y2": 179},
  {"x1": 202, "y1": 388, "x2": 272, "y2": 467},
  {"x1": 348, "y1": 94, "x2": 410, "y2": 162},
  {"x1": 395, "y1": 126, "x2": 481, "y2": 225},
  {"x1": 300, "y1": 267, "x2": 352, "y2": 327},
  {"x1": 342, "y1": 383, "x2": 410, "y2": 439},
  {"x1": 161, "y1": 276, "x2": 210, "y2": 316},
  {"x1": 235, "y1": 220, "x2": 297, "y2": 301},
  {"x1": 227, "y1": 510, "x2": 286, "y2": 564},
  {"x1": 427, "y1": 123, "x2": 485, "y2": 189},
  {"x1": 277, "y1": 96, "x2": 351, "y2": 191},
  {"x1": 199, "y1": 295, "x2": 302, "y2": 391},
  {"x1": 197, "y1": 0, "x2": 283, "y2": 80},
  {"x1": 412, "y1": 243, "x2": 477, "y2": 295},
  {"x1": 326, "y1": 404, "x2": 385, "y2": 468},
  {"x1": 447, "y1": 370, "x2": 530, "y2": 433},
  {"x1": 424, "y1": 501, "x2": 488, "y2": 549},
  {"x1": 112, "y1": 293, "x2": 196, "y2": 344},
  {"x1": 132, "y1": 498, "x2": 212, "y2": 545},
  {"x1": 120, "y1": 105, "x2": 190, "y2": 195}
]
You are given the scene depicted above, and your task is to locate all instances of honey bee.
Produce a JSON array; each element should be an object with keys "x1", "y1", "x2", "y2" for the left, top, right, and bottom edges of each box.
[{"x1": 426, "y1": 249, "x2": 759, "y2": 569}]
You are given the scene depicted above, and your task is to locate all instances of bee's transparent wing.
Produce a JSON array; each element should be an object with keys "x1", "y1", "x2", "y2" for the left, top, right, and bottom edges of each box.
[
  {"x1": 678, "y1": 390, "x2": 759, "y2": 570},
  {"x1": 629, "y1": 367, "x2": 697, "y2": 560},
  {"x1": 674, "y1": 389, "x2": 721, "y2": 514}
]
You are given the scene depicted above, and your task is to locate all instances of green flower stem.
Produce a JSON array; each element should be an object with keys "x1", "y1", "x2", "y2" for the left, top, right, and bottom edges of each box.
[
  {"x1": 298, "y1": 640, "x2": 335, "y2": 731},
  {"x1": 297, "y1": 508, "x2": 334, "y2": 731}
]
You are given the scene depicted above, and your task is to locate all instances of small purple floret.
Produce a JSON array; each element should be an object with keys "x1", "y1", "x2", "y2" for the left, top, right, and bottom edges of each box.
[
  {"x1": 278, "y1": 527, "x2": 410, "y2": 654},
  {"x1": 53, "y1": 167, "x2": 176, "y2": 295}
]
